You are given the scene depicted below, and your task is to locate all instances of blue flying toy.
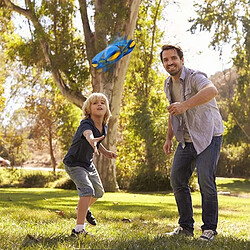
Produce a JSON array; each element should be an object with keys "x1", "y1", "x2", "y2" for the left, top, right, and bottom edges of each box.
[{"x1": 91, "y1": 36, "x2": 135, "y2": 72}]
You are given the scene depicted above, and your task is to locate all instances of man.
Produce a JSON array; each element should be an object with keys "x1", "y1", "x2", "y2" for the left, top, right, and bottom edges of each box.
[{"x1": 160, "y1": 45, "x2": 224, "y2": 241}]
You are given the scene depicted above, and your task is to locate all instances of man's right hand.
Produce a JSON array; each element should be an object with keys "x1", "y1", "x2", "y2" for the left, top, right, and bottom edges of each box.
[{"x1": 163, "y1": 139, "x2": 173, "y2": 155}]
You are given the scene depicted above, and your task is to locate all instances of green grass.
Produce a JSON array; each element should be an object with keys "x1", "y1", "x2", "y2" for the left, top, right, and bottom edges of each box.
[
  {"x1": 216, "y1": 177, "x2": 250, "y2": 195},
  {"x1": 0, "y1": 178, "x2": 249, "y2": 249}
]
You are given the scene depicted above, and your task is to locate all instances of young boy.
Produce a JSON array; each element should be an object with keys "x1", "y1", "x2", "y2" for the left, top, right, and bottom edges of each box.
[{"x1": 63, "y1": 93, "x2": 117, "y2": 236}]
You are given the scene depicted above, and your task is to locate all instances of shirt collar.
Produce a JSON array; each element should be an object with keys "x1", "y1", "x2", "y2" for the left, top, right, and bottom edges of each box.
[{"x1": 180, "y1": 66, "x2": 186, "y2": 81}]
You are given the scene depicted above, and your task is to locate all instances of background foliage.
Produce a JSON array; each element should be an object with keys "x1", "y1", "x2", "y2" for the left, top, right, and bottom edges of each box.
[
  {"x1": 0, "y1": 0, "x2": 249, "y2": 192},
  {"x1": 116, "y1": 0, "x2": 174, "y2": 191}
]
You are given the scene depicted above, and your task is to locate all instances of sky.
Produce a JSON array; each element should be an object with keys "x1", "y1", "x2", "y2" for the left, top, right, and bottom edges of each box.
[
  {"x1": 14, "y1": 0, "x2": 233, "y2": 78},
  {"x1": 3, "y1": 0, "x2": 234, "y2": 120},
  {"x1": 159, "y1": 0, "x2": 233, "y2": 77},
  {"x1": 72, "y1": 0, "x2": 233, "y2": 77}
]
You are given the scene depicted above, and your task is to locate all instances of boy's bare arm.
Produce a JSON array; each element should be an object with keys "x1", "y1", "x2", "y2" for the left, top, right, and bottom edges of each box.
[
  {"x1": 99, "y1": 143, "x2": 117, "y2": 159},
  {"x1": 83, "y1": 130, "x2": 104, "y2": 154}
]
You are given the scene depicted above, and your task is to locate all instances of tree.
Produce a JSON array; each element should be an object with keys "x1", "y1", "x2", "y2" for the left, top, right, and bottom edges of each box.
[
  {"x1": 117, "y1": 0, "x2": 173, "y2": 191},
  {"x1": 0, "y1": 50, "x2": 6, "y2": 114},
  {"x1": 189, "y1": 0, "x2": 249, "y2": 143},
  {"x1": 0, "y1": 53, "x2": 6, "y2": 148},
  {"x1": 25, "y1": 78, "x2": 82, "y2": 173},
  {"x1": 3, "y1": 111, "x2": 30, "y2": 166},
  {"x1": 25, "y1": 83, "x2": 59, "y2": 173},
  {"x1": 0, "y1": 13, "x2": 16, "y2": 161},
  {"x1": 1, "y1": 0, "x2": 141, "y2": 191}
]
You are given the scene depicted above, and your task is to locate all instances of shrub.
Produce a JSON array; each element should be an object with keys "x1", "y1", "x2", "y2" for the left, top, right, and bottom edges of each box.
[
  {"x1": 20, "y1": 172, "x2": 55, "y2": 187},
  {"x1": 129, "y1": 170, "x2": 171, "y2": 192},
  {"x1": 52, "y1": 176, "x2": 76, "y2": 190},
  {"x1": 0, "y1": 168, "x2": 70, "y2": 188},
  {"x1": 217, "y1": 143, "x2": 250, "y2": 177},
  {"x1": 0, "y1": 167, "x2": 27, "y2": 187},
  {"x1": 128, "y1": 169, "x2": 199, "y2": 192}
]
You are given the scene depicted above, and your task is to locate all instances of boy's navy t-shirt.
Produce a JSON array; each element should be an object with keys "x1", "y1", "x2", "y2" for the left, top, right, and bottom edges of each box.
[{"x1": 63, "y1": 118, "x2": 107, "y2": 172}]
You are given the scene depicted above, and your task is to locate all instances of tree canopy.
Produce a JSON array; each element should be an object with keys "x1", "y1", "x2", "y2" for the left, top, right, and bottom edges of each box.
[
  {"x1": 190, "y1": 0, "x2": 249, "y2": 143},
  {"x1": 1, "y1": 0, "x2": 141, "y2": 191},
  {"x1": 0, "y1": 0, "x2": 249, "y2": 189}
]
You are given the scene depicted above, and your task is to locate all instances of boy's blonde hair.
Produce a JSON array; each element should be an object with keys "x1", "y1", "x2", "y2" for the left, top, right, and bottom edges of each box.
[{"x1": 82, "y1": 93, "x2": 111, "y2": 125}]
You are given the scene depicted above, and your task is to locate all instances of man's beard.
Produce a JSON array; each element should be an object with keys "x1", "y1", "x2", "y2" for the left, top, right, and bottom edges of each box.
[{"x1": 168, "y1": 66, "x2": 182, "y2": 76}]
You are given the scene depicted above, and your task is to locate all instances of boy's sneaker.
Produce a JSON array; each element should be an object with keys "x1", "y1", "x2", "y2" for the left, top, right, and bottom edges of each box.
[
  {"x1": 71, "y1": 229, "x2": 88, "y2": 237},
  {"x1": 199, "y1": 230, "x2": 217, "y2": 241},
  {"x1": 165, "y1": 226, "x2": 194, "y2": 237},
  {"x1": 86, "y1": 209, "x2": 97, "y2": 226}
]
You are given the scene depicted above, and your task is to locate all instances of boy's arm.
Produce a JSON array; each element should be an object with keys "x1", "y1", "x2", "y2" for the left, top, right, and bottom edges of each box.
[
  {"x1": 99, "y1": 143, "x2": 117, "y2": 159},
  {"x1": 83, "y1": 130, "x2": 104, "y2": 155}
]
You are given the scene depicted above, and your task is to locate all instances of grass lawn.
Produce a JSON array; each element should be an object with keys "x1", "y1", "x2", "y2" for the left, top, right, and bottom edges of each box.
[{"x1": 0, "y1": 178, "x2": 249, "y2": 249}]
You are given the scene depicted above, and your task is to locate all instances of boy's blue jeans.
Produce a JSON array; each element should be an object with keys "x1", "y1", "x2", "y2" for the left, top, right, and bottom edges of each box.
[{"x1": 170, "y1": 136, "x2": 222, "y2": 233}]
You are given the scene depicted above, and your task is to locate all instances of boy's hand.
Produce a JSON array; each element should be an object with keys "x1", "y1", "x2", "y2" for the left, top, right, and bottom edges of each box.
[
  {"x1": 104, "y1": 151, "x2": 118, "y2": 159},
  {"x1": 86, "y1": 134, "x2": 105, "y2": 155}
]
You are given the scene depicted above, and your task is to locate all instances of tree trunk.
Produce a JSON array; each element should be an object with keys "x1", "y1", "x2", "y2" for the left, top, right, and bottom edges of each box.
[
  {"x1": 79, "y1": 0, "x2": 141, "y2": 191},
  {"x1": 98, "y1": 1, "x2": 141, "y2": 191},
  {"x1": 48, "y1": 125, "x2": 57, "y2": 174}
]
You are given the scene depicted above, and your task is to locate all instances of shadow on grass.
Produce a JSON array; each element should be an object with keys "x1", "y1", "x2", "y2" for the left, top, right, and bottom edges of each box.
[
  {"x1": 1, "y1": 188, "x2": 249, "y2": 249},
  {"x1": 20, "y1": 231, "x2": 250, "y2": 250},
  {"x1": 21, "y1": 232, "x2": 77, "y2": 249},
  {"x1": 0, "y1": 188, "x2": 179, "y2": 220},
  {"x1": 0, "y1": 188, "x2": 77, "y2": 211},
  {"x1": 111, "y1": 234, "x2": 250, "y2": 250}
]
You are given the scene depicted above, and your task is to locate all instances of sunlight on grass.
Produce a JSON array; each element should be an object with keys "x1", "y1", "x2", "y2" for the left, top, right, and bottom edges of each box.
[
  {"x1": 216, "y1": 177, "x2": 250, "y2": 195},
  {"x1": 0, "y1": 178, "x2": 249, "y2": 249}
]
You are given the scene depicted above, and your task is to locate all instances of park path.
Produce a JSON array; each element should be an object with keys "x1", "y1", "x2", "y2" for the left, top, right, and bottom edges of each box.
[{"x1": 8, "y1": 166, "x2": 64, "y2": 172}]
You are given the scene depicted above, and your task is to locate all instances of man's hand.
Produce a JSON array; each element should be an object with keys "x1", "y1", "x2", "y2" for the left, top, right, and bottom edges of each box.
[
  {"x1": 167, "y1": 84, "x2": 218, "y2": 116},
  {"x1": 163, "y1": 139, "x2": 173, "y2": 155},
  {"x1": 167, "y1": 102, "x2": 188, "y2": 116}
]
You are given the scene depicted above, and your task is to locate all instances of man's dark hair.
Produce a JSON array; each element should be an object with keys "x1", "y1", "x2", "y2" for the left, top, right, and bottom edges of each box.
[{"x1": 160, "y1": 44, "x2": 183, "y2": 62}]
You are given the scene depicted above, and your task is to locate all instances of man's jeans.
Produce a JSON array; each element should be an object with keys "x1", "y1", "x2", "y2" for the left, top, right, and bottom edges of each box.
[{"x1": 170, "y1": 136, "x2": 222, "y2": 233}]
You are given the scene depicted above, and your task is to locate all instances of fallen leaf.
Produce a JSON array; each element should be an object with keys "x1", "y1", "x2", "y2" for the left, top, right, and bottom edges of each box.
[
  {"x1": 122, "y1": 218, "x2": 132, "y2": 223},
  {"x1": 55, "y1": 210, "x2": 65, "y2": 216}
]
